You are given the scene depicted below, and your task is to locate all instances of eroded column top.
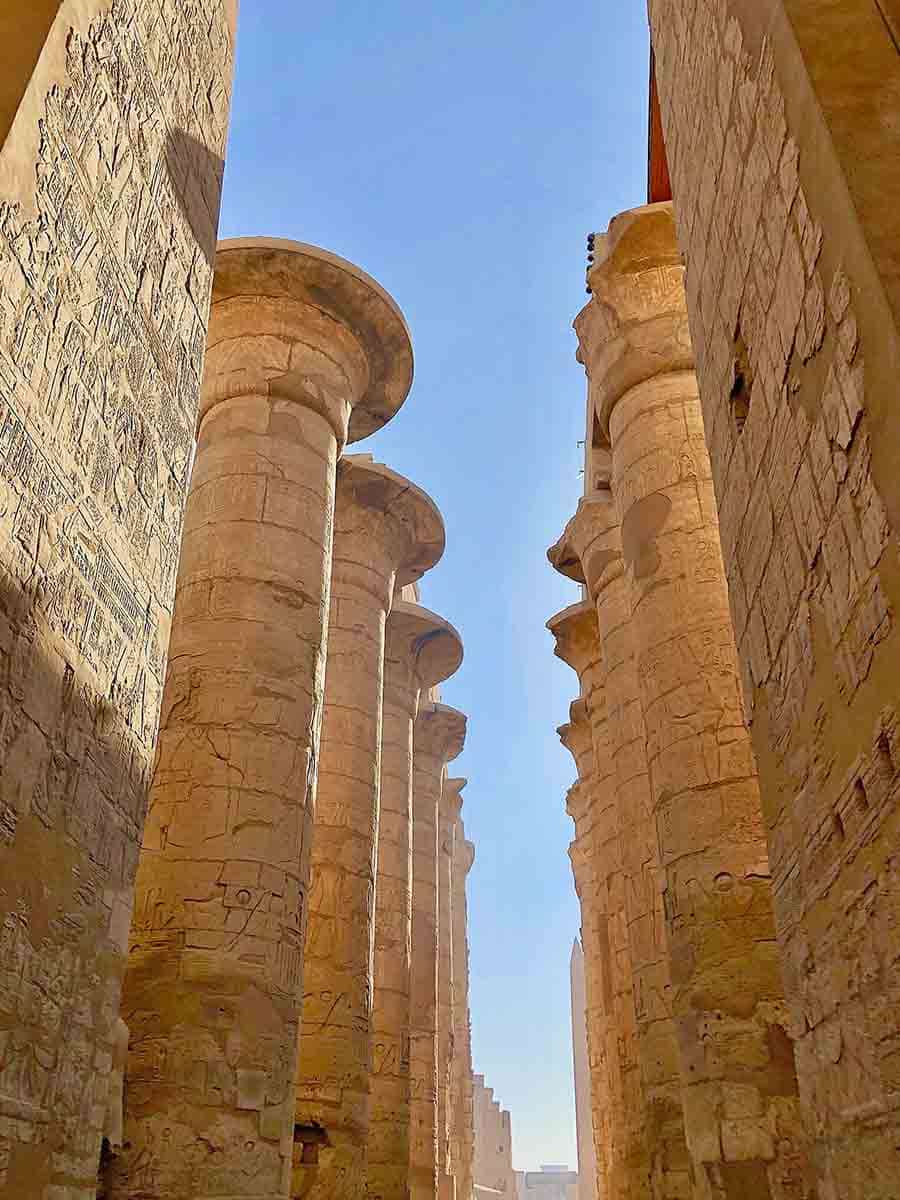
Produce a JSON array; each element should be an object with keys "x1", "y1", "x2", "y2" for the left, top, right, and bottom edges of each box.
[
  {"x1": 558, "y1": 698, "x2": 594, "y2": 780},
  {"x1": 415, "y1": 702, "x2": 467, "y2": 765},
  {"x1": 574, "y1": 202, "x2": 693, "y2": 439},
  {"x1": 547, "y1": 492, "x2": 619, "y2": 597},
  {"x1": 546, "y1": 599, "x2": 600, "y2": 679},
  {"x1": 204, "y1": 238, "x2": 414, "y2": 442},
  {"x1": 441, "y1": 776, "x2": 467, "y2": 822}
]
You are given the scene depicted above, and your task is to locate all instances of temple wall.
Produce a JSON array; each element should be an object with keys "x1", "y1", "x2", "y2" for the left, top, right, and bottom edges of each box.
[
  {"x1": 0, "y1": 2, "x2": 235, "y2": 1196},
  {"x1": 648, "y1": 2, "x2": 900, "y2": 1195},
  {"x1": 472, "y1": 1077, "x2": 516, "y2": 1198}
]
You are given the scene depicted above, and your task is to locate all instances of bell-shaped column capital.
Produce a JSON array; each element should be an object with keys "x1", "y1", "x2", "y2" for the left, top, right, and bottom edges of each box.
[
  {"x1": 548, "y1": 491, "x2": 621, "y2": 599},
  {"x1": 203, "y1": 238, "x2": 413, "y2": 445},
  {"x1": 546, "y1": 600, "x2": 600, "y2": 682},
  {"x1": 387, "y1": 600, "x2": 464, "y2": 690},
  {"x1": 415, "y1": 702, "x2": 467, "y2": 766},
  {"x1": 336, "y1": 455, "x2": 445, "y2": 591},
  {"x1": 574, "y1": 203, "x2": 693, "y2": 440}
]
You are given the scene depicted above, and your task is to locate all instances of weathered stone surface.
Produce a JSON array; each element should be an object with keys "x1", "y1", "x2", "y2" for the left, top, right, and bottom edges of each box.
[
  {"x1": 550, "y1": 601, "x2": 651, "y2": 1200},
  {"x1": 118, "y1": 246, "x2": 412, "y2": 1200},
  {"x1": 648, "y1": 5, "x2": 900, "y2": 1193},
  {"x1": 450, "y1": 826, "x2": 476, "y2": 1200},
  {"x1": 570, "y1": 939, "x2": 599, "y2": 1200},
  {"x1": 437, "y1": 777, "x2": 464, "y2": 1200},
  {"x1": 368, "y1": 601, "x2": 463, "y2": 1200},
  {"x1": 472, "y1": 1075, "x2": 515, "y2": 1198},
  {"x1": 551, "y1": 498, "x2": 690, "y2": 1200},
  {"x1": 411, "y1": 705, "x2": 467, "y2": 1200},
  {"x1": 0, "y1": 3, "x2": 235, "y2": 1196},
  {"x1": 293, "y1": 459, "x2": 445, "y2": 1200},
  {"x1": 578, "y1": 202, "x2": 813, "y2": 1200}
]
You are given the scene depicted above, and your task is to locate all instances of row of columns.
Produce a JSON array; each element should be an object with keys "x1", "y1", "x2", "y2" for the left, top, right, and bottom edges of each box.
[
  {"x1": 548, "y1": 206, "x2": 813, "y2": 1200},
  {"x1": 110, "y1": 239, "x2": 477, "y2": 1200}
]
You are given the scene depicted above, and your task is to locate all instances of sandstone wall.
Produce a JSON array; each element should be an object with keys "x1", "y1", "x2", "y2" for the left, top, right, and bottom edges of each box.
[
  {"x1": 648, "y1": 2, "x2": 900, "y2": 1195},
  {"x1": 0, "y1": 3, "x2": 235, "y2": 1196},
  {"x1": 472, "y1": 1077, "x2": 515, "y2": 1198}
]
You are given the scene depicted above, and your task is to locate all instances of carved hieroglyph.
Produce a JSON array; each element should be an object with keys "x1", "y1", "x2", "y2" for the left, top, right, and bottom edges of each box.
[
  {"x1": 117, "y1": 243, "x2": 413, "y2": 1200},
  {"x1": 648, "y1": 5, "x2": 900, "y2": 1193},
  {"x1": 579, "y1": 203, "x2": 813, "y2": 1199},
  {"x1": 0, "y1": 2, "x2": 235, "y2": 1196},
  {"x1": 450, "y1": 824, "x2": 476, "y2": 1200},
  {"x1": 293, "y1": 460, "x2": 445, "y2": 1200},
  {"x1": 410, "y1": 705, "x2": 467, "y2": 1200},
  {"x1": 551, "y1": 495, "x2": 690, "y2": 1200},
  {"x1": 368, "y1": 604, "x2": 464, "y2": 1200}
]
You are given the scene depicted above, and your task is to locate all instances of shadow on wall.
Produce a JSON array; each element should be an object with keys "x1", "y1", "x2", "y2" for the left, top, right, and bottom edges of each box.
[
  {"x1": 165, "y1": 128, "x2": 226, "y2": 269},
  {"x1": 0, "y1": 561, "x2": 152, "y2": 1196}
]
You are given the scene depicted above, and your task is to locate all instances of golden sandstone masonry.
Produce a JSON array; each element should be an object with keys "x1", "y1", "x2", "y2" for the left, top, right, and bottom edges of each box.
[
  {"x1": 4, "y1": 5, "x2": 900, "y2": 1200},
  {"x1": 0, "y1": 3, "x2": 236, "y2": 1197},
  {"x1": 0, "y1": 12, "x2": 481, "y2": 1198},
  {"x1": 551, "y1": 5, "x2": 900, "y2": 1200}
]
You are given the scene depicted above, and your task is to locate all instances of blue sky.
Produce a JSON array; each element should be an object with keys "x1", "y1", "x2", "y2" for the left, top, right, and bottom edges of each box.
[{"x1": 219, "y1": 2, "x2": 649, "y2": 1171}]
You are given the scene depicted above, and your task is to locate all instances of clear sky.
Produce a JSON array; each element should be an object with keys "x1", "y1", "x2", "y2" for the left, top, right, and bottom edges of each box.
[{"x1": 219, "y1": 2, "x2": 649, "y2": 1173}]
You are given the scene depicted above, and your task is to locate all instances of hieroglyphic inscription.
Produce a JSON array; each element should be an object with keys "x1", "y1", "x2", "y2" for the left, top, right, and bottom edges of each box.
[{"x1": 0, "y1": 1, "x2": 234, "y2": 1195}]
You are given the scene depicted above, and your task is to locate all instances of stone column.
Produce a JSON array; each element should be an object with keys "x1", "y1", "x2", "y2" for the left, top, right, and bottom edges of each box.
[
  {"x1": 437, "y1": 778, "x2": 465, "y2": 1200},
  {"x1": 368, "y1": 603, "x2": 464, "y2": 1200},
  {"x1": 117, "y1": 241, "x2": 413, "y2": 1200},
  {"x1": 450, "y1": 825, "x2": 476, "y2": 1200},
  {"x1": 582, "y1": 204, "x2": 812, "y2": 1197},
  {"x1": 293, "y1": 459, "x2": 445, "y2": 1200},
  {"x1": 551, "y1": 600, "x2": 649, "y2": 1200},
  {"x1": 410, "y1": 704, "x2": 467, "y2": 1200},
  {"x1": 551, "y1": 496, "x2": 690, "y2": 1200},
  {"x1": 565, "y1": 778, "x2": 612, "y2": 1200}
]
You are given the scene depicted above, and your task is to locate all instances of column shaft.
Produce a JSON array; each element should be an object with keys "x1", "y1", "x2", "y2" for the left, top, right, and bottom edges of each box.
[
  {"x1": 410, "y1": 706, "x2": 466, "y2": 1200},
  {"x1": 410, "y1": 748, "x2": 440, "y2": 1200},
  {"x1": 450, "y1": 828, "x2": 475, "y2": 1200},
  {"x1": 368, "y1": 603, "x2": 463, "y2": 1200},
  {"x1": 437, "y1": 792, "x2": 457, "y2": 1200},
  {"x1": 294, "y1": 461, "x2": 444, "y2": 1200},
  {"x1": 368, "y1": 656, "x2": 416, "y2": 1200},
  {"x1": 119, "y1": 385, "x2": 336, "y2": 1199}
]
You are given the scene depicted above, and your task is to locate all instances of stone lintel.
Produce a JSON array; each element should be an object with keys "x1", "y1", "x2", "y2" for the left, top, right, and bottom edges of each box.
[
  {"x1": 575, "y1": 202, "x2": 693, "y2": 440},
  {"x1": 339, "y1": 455, "x2": 446, "y2": 587},
  {"x1": 205, "y1": 237, "x2": 413, "y2": 442},
  {"x1": 415, "y1": 702, "x2": 467, "y2": 764},
  {"x1": 546, "y1": 600, "x2": 600, "y2": 679},
  {"x1": 388, "y1": 599, "x2": 464, "y2": 690}
]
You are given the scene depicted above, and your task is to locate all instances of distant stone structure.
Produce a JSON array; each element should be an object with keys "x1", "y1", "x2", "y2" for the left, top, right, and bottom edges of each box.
[
  {"x1": 549, "y1": 5, "x2": 900, "y2": 1200},
  {"x1": 473, "y1": 1075, "x2": 516, "y2": 1200},
  {"x1": 516, "y1": 1166, "x2": 579, "y2": 1200}
]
